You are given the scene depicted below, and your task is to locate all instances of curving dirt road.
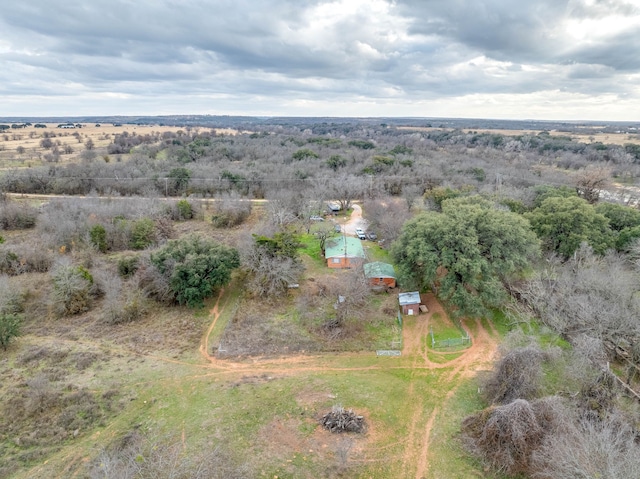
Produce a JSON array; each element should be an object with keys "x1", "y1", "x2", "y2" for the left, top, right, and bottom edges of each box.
[{"x1": 198, "y1": 290, "x2": 498, "y2": 479}]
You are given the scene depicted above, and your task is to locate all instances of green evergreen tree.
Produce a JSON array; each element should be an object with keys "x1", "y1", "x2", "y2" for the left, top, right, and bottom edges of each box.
[
  {"x1": 151, "y1": 236, "x2": 240, "y2": 307},
  {"x1": 392, "y1": 196, "x2": 539, "y2": 317},
  {"x1": 526, "y1": 196, "x2": 614, "y2": 258}
]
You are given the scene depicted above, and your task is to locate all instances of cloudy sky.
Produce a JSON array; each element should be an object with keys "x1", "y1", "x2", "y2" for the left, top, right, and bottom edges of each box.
[{"x1": 1, "y1": 0, "x2": 639, "y2": 120}]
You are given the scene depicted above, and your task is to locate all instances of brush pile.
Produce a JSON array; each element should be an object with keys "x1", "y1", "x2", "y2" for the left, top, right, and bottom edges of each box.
[{"x1": 320, "y1": 406, "x2": 365, "y2": 433}]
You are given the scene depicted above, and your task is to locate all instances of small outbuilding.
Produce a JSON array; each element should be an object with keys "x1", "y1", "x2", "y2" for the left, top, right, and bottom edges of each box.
[
  {"x1": 398, "y1": 291, "x2": 421, "y2": 315},
  {"x1": 325, "y1": 236, "x2": 365, "y2": 269},
  {"x1": 364, "y1": 262, "x2": 396, "y2": 288}
]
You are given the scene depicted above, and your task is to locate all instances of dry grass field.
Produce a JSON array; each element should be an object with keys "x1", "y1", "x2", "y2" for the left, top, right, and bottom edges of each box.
[
  {"x1": 0, "y1": 123, "x2": 238, "y2": 168},
  {"x1": 398, "y1": 126, "x2": 640, "y2": 146}
]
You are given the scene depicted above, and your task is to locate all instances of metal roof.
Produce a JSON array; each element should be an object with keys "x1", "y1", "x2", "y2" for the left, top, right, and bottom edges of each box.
[
  {"x1": 364, "y1": 262, "x2": 396, "y2": 279},
  {"x1": 398, "y1": 291, "x2": 421, "y2": 305},
  {"x1": 324, "y1": 236, "x2": 365, "y2": 259}
]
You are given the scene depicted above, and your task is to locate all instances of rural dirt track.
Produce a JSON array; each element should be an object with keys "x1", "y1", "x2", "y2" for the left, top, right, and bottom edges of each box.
[
  {"x1": 24, "y1": 288, "x2": 496, "y2": 479},
  {"x1": 198, "y1": 290, "x2": 498, "y2": 478}
]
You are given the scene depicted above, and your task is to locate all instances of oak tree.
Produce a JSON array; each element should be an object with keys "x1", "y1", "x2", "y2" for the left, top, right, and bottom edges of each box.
[{"x1": 392, "y1": 196, "x2": 539, "y2": 317}]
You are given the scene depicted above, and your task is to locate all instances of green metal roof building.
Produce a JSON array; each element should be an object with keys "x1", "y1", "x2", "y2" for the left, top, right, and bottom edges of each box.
[
  {"x1": 325, "y1": 236, "x2": 365, "y2": 269},
  {"x1": 364, "y1": 262, "x2": 397, "y2": 288}
]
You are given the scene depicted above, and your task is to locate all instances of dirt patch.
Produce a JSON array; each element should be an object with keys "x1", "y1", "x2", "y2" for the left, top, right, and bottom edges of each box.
[
  {"x1": 257, "y1": 411, "x2": 375, "y2": 478},
  {"x1": 296, "y1": 388, "x2": 336, "y2": 409}
]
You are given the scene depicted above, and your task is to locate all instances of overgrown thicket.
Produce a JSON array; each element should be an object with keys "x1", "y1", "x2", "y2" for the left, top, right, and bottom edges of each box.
[
  {"x1": 463, "y1": 324, "x2": 640, "y2": 477},
  {"x1": 36, "y1": 196, "x2": 186, "y2": 252},
  {"x1": 515, "y1": 247, "x2": 640, "y2": 358},
  {"x1": 461, "y1": 231, "x2": 640, "y2": 477}
]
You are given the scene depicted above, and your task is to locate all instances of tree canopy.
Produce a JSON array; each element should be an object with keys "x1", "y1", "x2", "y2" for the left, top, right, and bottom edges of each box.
[
  {"x1": 0, "y1": 313, "x2": 21, "y2": 351},
  {"x1": 526, "y1": 196, "x2": 615, "y2": 258},
  {"x1": 151, "y1": 236, "x2": 239, "y2": 307},
  {"x1": 392, "y1": 197, "x2": 540, "y2": 317}
]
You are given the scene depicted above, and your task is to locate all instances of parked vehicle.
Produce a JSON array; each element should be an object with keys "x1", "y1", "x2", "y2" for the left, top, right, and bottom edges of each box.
[
  {"x1": 310, "y1": 215, "x2": 324, "y2": 221},
  {"x1": 367, "y1": 232, "x2": 377, "y2": 240},
  {"x1": 355, "y1": 228, "x2": 366, "y2": 240},
  {"x1": 334, "y1": 223, "x2": 342, "y2": 232}
]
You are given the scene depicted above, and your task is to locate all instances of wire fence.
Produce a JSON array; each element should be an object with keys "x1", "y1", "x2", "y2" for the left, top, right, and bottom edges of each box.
[{"x1": 430, "y1": 327, "x2": 471, "y2": 350}]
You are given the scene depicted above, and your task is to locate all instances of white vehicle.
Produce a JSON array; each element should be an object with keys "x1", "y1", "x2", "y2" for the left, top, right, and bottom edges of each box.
[
  {"x1": 355, "y1": 228, "x2": 366, "y2": 240},
  {"x1": 310, "y1": 215, "x2": 324, "y2": 221}
]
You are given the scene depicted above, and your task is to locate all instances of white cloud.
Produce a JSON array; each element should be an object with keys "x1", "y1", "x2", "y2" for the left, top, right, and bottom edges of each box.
[{"x1": 0, "y1": 0, "x2": 639, "y2": 120}]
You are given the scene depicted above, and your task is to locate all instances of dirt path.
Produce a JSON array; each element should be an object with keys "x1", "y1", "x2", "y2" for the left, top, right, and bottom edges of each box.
[
  {"x1": 24, "y1": 288, "x2": 498, "y2": 479},
  {"x1": 199, "y1": 287, "x2": 225, "y2": 363},
  {"x1": 195, "y1": 291, "x2": 498, "y2": 479},
  {"x1": 399, "y1": 294, "x2": 499, "y2": 479}
]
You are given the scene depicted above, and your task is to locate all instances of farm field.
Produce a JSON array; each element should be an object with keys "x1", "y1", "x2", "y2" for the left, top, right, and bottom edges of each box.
[{"x1": 0, "y1": 123, "x2": 238, "y2": 169}]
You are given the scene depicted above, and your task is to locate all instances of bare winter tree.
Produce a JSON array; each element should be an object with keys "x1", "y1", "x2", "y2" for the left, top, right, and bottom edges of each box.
[
  {"x1": 313, "y1": 222, "x2": 337, "y2": 255},
  {"x1": 462, "y1": 399, "x2": 544, "y2": 476},
  {"x1": 362, "y1": 196, "x2": 411, "y2": 243},
  {"x1": 264, "y1": 189, "x2": 298, "y2": 229},
  {"x1": 531, "y1": 413, "x2": 640, "y2": 479},
  {"x1": 513, "y1": 247, "x2": 640, "y2": 356},
  {"x1": 575, "y1": 165, "x2": 611, "y2": 204},
  {"x1": 243, "y1": 250, "x2": 303, "y2": 297},
  {"x1": 328, "y1": 265, "x2": 371, "y2": 326},
  {"x1": 482, "y1": 345, "x2": 546, "y2": 404},
  {"x1": 240, "y1": 233, "x2": 304, "y2": 298},
  {"x1": 326, "y1": 175, "x2": 365, "y2": 211}
]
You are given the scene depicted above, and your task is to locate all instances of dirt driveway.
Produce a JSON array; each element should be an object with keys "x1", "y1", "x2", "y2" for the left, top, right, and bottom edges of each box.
[{"x1": 340, "y1": 203, "x2": 368, "y2": 236}]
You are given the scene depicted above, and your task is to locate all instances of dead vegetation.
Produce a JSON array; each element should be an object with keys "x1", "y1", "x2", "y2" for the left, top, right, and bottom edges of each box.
[
  {"x1": 217, "y1": 270, "x2": 396, "y2": 357},
  {"x1": 463, "y1": 329, "x2": 640, "y2": 478},
  {"x1": 0, "y1": 343, "x2": 118, "y2": 477},
  {"x1": 88, "y1": 430, "x2": 253, "y2": 479},
  {"x1": 320, "y1": 406, "x2": 366, "y2": 434}
]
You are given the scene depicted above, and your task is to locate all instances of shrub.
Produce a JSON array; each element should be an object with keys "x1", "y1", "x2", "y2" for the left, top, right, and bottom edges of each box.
[
  {"x1": 0, "y1": 243, "x2": 53, "y2": 275},
  {"x1": 0, "y1": 275, "x2": 24, "y2": 314},
  {"x1": 51, "y1": 263, "x2": 94, "y2": 316},
  {"x1": 89, "y1": 224, "x2": 108, "y2": 252},
  {"x1": 176, "y1": 199, "x2": 193, "y2": 220},
  {"x1": 103, "y1": 291, "x2": 146, "y2": 325},
  {"x1": 88, "y1": 431, "x2": 252, "y2": 479},
  {"x1": 0, "y1": 201, "x2": 37, "y2": 230},
  {"x1": 130, "y1": 218, "x2": 156, "y2": 250},
  {"x1": 102, "y1": 276, "x2": 147, "y2": 325},
  {"x1": 117, "y1": 255, "x2": 139, "y2": 278},
  {"x1": 150, "y1": 236, "x2": 240, "y2": 307},
  {"x1": 0, "y1": 312, "x2": 22, "y2": 350}
]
